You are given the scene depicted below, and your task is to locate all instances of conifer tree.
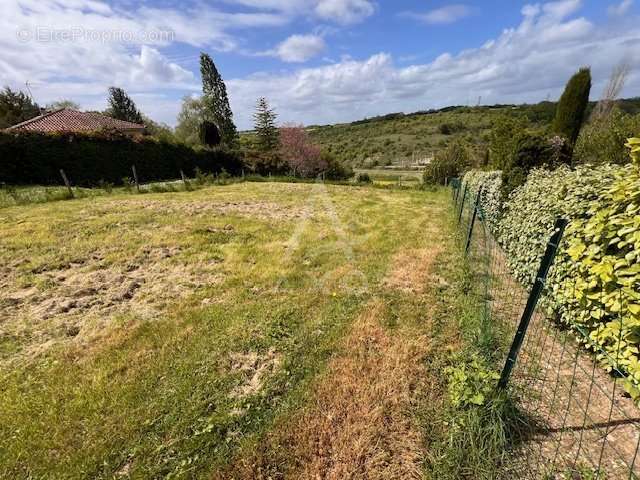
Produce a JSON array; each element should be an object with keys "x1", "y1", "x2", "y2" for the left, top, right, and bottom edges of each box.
[
  {"x1": 106, "y1": 87, "x2": 144, "y2": 124},
  {"x1": 552, "y1": 67, "x2": 592, "y2": 146},
  {"x1": 200, "y1": 53, "x2": 238, "y2": 147},
  {"x1": 253, "y1": 97, "x2": 279, "y2": 151}
]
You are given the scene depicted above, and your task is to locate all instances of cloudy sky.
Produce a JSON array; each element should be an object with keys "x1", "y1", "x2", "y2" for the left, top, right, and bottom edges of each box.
[{"x1": 2, "y1": 0, "x2": 640, "y2": 129}]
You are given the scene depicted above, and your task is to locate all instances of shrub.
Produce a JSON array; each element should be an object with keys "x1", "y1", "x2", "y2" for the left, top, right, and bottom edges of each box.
[
  {"x1": 462, "y1": 170, "x2": 503, "y2": 234},
  {"x1": 464, "y1": 152, "x2": 640, "y2": 400},
  {"x1": 322, "y1": 152, "x2": 353, "y2": 180},
  {"x1": 500, "y1": 133, "x2": 552, "y2": 196},
  {"x1": 499, "y1": 132, "x2": 571, "y2": 197},
  {"x1": 0, "y1": 130, "x2": 243, "y2": 186},
  {"x1": 551, "y1": 150, "x2": 640, "y2": 399},
  {"x1": 488, "y1": 115, "x2": 528, "y2": 170},
  {"x1": 355, "y1": 172, "x2": 372, "y2": 183},
  {"x1": 574, "y1": 109, "x2": 640, "y2": 165},
  {"x1": 495, "y1": 155, "x2": 640, "y2": 400},
  {"x1": 97, "y1": 179, "x2": 114, "y2": 193},
  {"x1": 552, "y1": 67, "x2": 592, "y2": 146},
  {"x1": 243, "y1": 150, "x2": 288, "y2": 176},
  {"x1": 424, "y1": 141, "x2": 470, "y2": 185}
]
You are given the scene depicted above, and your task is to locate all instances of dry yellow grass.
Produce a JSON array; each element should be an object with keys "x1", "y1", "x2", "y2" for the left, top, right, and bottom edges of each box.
[{"x1": 216, "y1": 244, "x2": 442, "y2": 480}]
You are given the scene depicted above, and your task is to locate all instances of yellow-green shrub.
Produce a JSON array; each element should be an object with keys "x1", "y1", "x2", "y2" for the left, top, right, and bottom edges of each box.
[
  {"x1": 552, "y1": 144, "x2": 640, "y2": 398},
  {"x1": 461, "y1": 143, "x2": 640, "y2": 400}
]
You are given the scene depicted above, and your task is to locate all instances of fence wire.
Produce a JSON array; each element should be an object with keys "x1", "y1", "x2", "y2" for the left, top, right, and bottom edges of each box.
[{"x1": 451, "y1": 179, "x2": 640, "y2": 480}]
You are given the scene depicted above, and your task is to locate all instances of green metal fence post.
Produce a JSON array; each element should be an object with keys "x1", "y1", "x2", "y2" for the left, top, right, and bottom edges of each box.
[
  {"x1": 465, "y1": 187, "x2": 482, "y2": 256},
  {"x1": 457, "y1": 183, "x2": 468, "y2": 225},
  {"x1": 498, "y1": 218, "x2": 569, "y2": 389}
]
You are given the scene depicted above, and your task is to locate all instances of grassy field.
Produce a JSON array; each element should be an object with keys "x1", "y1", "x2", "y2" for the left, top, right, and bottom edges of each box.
[{"x1": 0, "y1": 181, "x2": 463, "y2": 479}]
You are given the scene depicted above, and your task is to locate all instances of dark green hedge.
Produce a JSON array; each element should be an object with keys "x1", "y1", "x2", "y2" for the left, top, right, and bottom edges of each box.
[{"x1": 0, "y1": 130, "x2": 243, "y2": 186}]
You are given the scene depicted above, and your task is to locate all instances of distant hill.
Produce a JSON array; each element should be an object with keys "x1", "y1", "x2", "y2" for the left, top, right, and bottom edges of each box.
[{"x1": 240, "y1": 98, "x2": 640, "y2": 169}]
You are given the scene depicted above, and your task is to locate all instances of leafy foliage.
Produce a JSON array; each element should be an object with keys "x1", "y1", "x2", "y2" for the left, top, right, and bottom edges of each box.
[
  {"x1": 355, "y1": 172, "x2": 372, "y2": 183},
  {"x1": 464, "y1": 144, "x2": 640, "y2": 400},
  {"x1": 106, "y1": 87, "x2": 144, "y2": 125},
  {"x1": 488, "y1": 115, "x2": 529, "y2": 170},
  {"x1": 200, "y1": 53, "x2": 238, "y2": 147},
  {"x1": 175, "y1": 96, "x2": 205, "y2": 147},
  {"x1": 423, "y1": 141, "x2": 470, "y2": 185},
  {"x1": 446, "y1": 356, "x2": 500, "y2": 408},
  {"x1": 46, "y1": 99, "x2": 81, "y2": 111},
  {"x1": 462, "y1": 170, "x2": 503, "y2": 234},
  {"x1": 552, "y1": 159, "x2": 640, "y2": 399},
  {"x1": 279, "y1": 124, "x2": 325, "y2": 178},
  {"x1": 0, "y1": 87, "x2": 40, "y2": 129},
  {"x1": 575, "y1": 108, "x2": 640, "y2": 165},
  {"x1": 552, "y1": 67, "x2": 592, "y2": 146}
]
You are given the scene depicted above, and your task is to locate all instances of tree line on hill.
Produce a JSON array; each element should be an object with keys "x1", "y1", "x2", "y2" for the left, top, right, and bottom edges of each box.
[{"x1": 423, "y1": 64, "x2": 640, "y2": 197}]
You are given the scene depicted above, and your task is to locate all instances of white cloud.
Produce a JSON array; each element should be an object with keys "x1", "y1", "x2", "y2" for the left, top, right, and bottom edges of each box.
[
  {"x1": 609, "y1": 0, "x2": 634, "y2": 16},
  {"x1": 314, "y1": 0, "x2": 375, "y2": 25},
  {"x1": 274, "y1": 34, "x2": 326, "y2": 62},
  {"x1": 403, "y1": 4, "x2": 473, "y2": 25},
  {"x1": 225, "y1": 1, "x2": 640, "y2": 129}
]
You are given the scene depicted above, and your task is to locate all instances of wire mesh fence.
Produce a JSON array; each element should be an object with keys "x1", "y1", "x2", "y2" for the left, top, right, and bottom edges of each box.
[{"x1": 451, "y1": 178, "x2": 640, "y2": 479}]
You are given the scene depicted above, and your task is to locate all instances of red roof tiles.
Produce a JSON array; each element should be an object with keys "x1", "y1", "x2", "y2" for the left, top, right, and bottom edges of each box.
[{"x1": 6, "y1": 109, "x2": 145, "y2": 133}]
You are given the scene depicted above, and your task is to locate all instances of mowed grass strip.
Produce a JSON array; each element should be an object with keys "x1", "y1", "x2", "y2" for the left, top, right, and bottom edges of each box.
[{"x1": 0, "y1": 182, "x2": 449, "y2": 479}]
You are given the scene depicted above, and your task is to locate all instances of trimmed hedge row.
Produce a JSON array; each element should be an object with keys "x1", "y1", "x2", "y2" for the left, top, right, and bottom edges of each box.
[
  {"x1": 0, "y1": 131, "x2": 244, "y2": 186},
  {"x1": 462, "y1": 156, "x2": 640, "y2": 401}
]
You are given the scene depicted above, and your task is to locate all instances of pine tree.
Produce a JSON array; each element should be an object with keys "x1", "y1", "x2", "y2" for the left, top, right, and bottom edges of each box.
[
  {"x1": 253, "y1": 97, "x2": 279, "y2": 151},
  {"x1": 106, "y1": 87, "x2": 144, "y2": 124},
  {"x1": 552, "y1": 67, "x2": 592, "y2": 146},
  {"x1": 200, "y1": 53, "x2": 238, "y2": 147}
]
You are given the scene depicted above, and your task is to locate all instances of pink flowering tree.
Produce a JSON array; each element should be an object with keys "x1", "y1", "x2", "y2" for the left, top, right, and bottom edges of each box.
[{"x1": 279, "y1": 123, "x2": 327, "y2": 178}]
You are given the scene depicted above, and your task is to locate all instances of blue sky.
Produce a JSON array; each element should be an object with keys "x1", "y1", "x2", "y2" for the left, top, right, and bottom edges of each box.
[{"x1": 2, "y1": 0, "x2": 640, "y2": 129}]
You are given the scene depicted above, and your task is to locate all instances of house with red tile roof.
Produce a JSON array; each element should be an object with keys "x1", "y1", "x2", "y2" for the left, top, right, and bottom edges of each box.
[{"x1": 5, "y1": 108, "x2": 145, "y2": 135}]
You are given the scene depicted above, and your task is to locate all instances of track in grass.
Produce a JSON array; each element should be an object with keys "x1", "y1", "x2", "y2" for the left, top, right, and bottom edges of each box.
[{"x1": 0, "y1": 182, "x2": 449, "y2": 479}]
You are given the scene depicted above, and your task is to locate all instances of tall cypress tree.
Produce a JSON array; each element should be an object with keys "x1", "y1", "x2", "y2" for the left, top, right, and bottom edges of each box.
[
  {"x1": 253, "y1": 97, "x2": 279, "y2": 151},
  {"x1": 200, "y1": 53, "x2": 238, "y2": 147},
  {"x1": 552, "y1": 67, "x2": 592, "y2": 146},
  {"x1": 106, "y1": 87, "x2": 144, "y2": 124}
]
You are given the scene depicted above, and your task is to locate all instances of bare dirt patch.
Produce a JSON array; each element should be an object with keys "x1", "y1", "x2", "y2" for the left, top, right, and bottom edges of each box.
[
  {"x1": 229, "y1": 348, "x2": 282, "y2": 400},
  {"x1": 0, "y1": 246, "x2": 222, "y2": 362},
  {"x1": 104, "y1": 199, "x2": 310, "y2": 221},
  {"x1": 217, "y1": 298, "x2": 432, "y2": 480},
  {"x1": 383, "y1": 247, "x2": 442, "y2": 294}
]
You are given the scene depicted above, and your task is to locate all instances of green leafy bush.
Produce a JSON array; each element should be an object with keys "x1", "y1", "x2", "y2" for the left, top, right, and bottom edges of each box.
[
  {"x1": 502, "y1": 132, "x2": 559, "y2": 196},
  {"x1": 461, "y1": 170, "x2": 503, "y2": 234},
  {"x1": 464, "y1": 149, "x2": 640, "y2": 400},
  {"x1": 551, "y1": 159, "x2": 640, "y2": 399},
  {"x1": 575, "y1": 109, "x2": 640, "y2": 165},
  {"x1": 424, "y1": 141, "x2": 470, "y2": 185},
  {"x1": 322, "y1": 152, "x2": 353, "y2": 180},
  {"x1": 355, "y1": 172, "x2": 372, "y2": 183}
]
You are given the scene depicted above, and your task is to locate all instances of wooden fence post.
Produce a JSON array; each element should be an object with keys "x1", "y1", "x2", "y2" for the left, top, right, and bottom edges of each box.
[
  {"x1": 131, "y1": 165, "x2": 140, "y2": 193},
  {"x1": 59, "y1": 169, "x2": 74, "y2": 198}
]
